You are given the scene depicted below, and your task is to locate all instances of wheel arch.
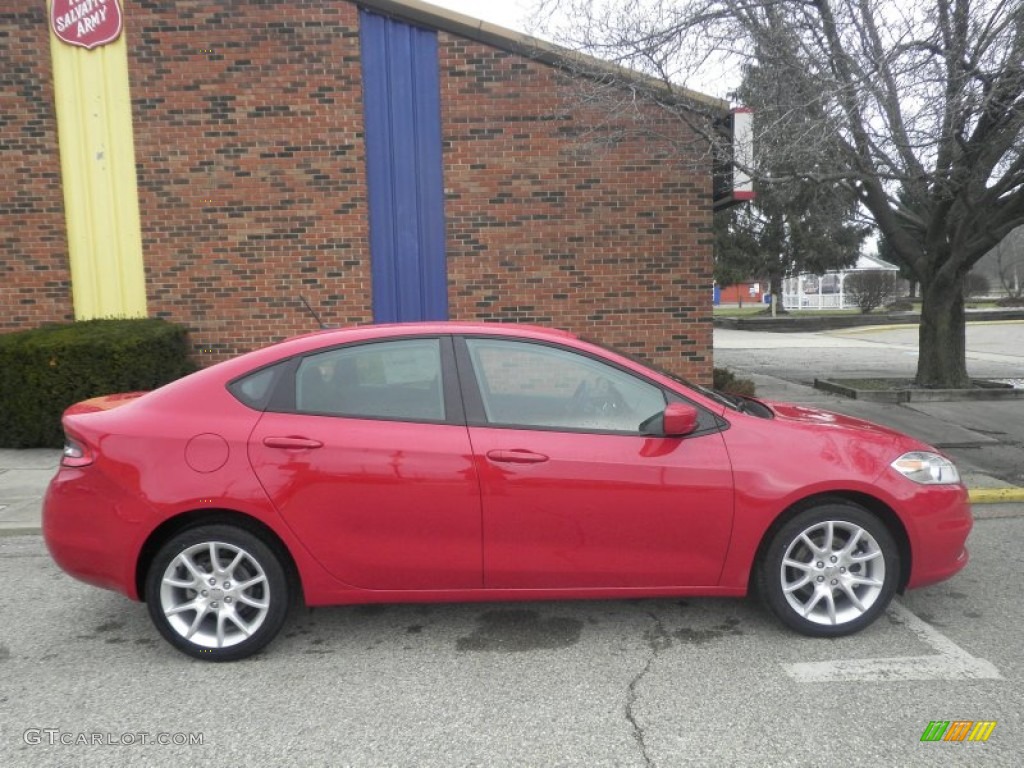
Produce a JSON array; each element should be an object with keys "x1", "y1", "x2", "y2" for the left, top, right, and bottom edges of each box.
[
  {"x1": 135, "y1": 509, "x2": 304, "y2": 605},
  {"x1": 748, "y1": 491, "x2": 911, "y2": 595}
]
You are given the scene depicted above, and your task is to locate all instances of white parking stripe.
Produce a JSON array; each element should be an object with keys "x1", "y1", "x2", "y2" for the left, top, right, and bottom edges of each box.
[{"x1": 783, "y1": 602, "x2": 1002, "y2": 682}]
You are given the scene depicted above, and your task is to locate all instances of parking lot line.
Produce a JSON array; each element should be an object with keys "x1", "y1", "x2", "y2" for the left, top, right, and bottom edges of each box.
[{"x1": 783, "y1": 601, "x2": 1002, "y2": 682}]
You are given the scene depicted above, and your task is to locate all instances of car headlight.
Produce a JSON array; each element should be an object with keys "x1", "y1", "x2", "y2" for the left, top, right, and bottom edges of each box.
[{"x1": 890, "y1": 451, "x2": 960, "y2": 485}]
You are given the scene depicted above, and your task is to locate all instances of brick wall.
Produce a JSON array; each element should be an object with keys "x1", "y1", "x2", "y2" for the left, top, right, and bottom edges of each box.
[
  {"x1": 2, "y1": 2, "x2": 713, "y2": 382},
  {"x1": 0, "y1": 5, "x2": 73, "y2": 330},
  {"x1": 440, "y1": 36, "x2": 713, "y2": 382},
  {"x1": 129, "y1": 0, "x2": 372, "y2": 361}
]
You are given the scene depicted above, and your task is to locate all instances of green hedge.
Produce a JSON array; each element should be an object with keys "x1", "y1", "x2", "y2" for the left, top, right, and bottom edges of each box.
[
  {"x1": 0, "y1": 319, "x2": 197, "y2": 448},
  {"x1": 713, "y1": 367, "x2": 757, "y2": 397}
]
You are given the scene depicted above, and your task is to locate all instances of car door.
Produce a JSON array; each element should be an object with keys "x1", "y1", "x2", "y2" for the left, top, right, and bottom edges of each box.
[
  {"x1": 456, "y1": 336, "x2": 734, "y2": 589},
  {"x1": 249, "y1": 336, "x2": 483, "y2": 590}
]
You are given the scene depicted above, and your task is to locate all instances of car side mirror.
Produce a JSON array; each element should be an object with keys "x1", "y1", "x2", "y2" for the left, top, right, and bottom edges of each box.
[
  {"x1": 663, "y1": 402, "x2": 699, "y2": 436},
  {"x1": 641, "y1": 402, "x2": 699, "y2": 437}
]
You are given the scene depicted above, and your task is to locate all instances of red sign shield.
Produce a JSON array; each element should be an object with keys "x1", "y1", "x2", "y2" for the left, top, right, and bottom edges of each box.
[{"x1": 51, "y1": 0, "x2": 123, "y2": 50}]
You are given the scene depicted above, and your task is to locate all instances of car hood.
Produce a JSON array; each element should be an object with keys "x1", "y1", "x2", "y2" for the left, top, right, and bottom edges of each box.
[
  {"x1": 725, "y1": 399, "x2": 941, "y2": 490},
  {"x1": 765, "y1": 401, "x2": 914, "y2": 442}
]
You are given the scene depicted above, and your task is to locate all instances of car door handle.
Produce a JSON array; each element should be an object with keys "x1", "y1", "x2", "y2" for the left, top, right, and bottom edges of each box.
[
  {"x1": 486, "y1": 449, "x2": 549, "y2": 464},
  {"x1": 263, "y1": 436, "x2": 324, "y2": 450}
]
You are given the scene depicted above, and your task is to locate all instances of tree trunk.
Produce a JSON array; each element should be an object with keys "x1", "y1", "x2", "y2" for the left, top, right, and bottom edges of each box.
[
  {"x1": 916, "y1": 274, "x2": 969, "y2": 388},
  {"x1": 769, "y1": 273, "x2": 784, "y2": 317}
]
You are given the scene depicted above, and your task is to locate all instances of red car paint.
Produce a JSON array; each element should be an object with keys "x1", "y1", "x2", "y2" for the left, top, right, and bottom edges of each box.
[{"x1": 43, "y1": 322, "x2": 971, "y2": 608}]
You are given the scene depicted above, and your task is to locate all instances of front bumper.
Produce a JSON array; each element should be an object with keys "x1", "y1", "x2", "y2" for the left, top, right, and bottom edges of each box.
[{"x1": 904, "y1": 484, "x2": 973, "y2": 590}]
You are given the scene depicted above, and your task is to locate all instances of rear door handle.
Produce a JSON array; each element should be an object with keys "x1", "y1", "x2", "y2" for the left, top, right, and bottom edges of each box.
[
  {"x1": 486, "y1": 449, "x2": 549, "y2": 464},
  {"x1": 263, "y1": 436, "x2": 324, "y2": 450}
]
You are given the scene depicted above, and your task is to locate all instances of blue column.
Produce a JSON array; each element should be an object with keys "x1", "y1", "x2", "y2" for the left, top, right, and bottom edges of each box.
[{"x1": 360, "y1": 11, "x2": 448, "y2": 323}]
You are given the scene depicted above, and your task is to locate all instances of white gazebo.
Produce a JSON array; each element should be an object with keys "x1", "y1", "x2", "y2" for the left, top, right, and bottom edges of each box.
[{"x1": 782, "y1": 254, "x2": 900, "y2": 310}]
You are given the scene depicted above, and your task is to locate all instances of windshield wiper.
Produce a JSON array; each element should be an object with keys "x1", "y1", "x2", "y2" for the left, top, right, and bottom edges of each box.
[{"x1": 691, "y1": 385, "x2": 744, "y2": 412}]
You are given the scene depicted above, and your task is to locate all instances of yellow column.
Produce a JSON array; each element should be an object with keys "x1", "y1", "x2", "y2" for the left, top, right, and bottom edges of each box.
[{"x1": 47, "y1": 0, "x2": 147, "y2": 318}]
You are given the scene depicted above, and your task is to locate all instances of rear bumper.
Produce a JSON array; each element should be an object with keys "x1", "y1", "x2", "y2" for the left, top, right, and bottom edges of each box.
[{"x1": 43, "y1": 468, "x2": 144, "y2": 600}]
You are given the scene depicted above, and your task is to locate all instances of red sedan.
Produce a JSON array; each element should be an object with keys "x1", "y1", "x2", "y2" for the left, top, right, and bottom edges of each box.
[{"x1": 43, "y1": 322, "x2": 972, "y2": 660}]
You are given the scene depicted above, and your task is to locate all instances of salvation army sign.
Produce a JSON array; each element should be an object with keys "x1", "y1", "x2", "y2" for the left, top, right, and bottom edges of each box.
[{"x1": 51, "y1": 0, "x2": 123, "y2": 50}]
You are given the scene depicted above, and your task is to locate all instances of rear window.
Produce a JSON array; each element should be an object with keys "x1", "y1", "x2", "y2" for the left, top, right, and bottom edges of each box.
[{"x1": 294, "y1": 338, "x2": 445, "y2": 422}]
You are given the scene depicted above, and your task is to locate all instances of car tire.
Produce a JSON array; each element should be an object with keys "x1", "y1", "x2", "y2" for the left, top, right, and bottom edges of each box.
[
  {"x1": 145, "y1": 525, "x2": 290, "y2": 661},
  {"x1": 758, "y1": 502, "x2": 899, "y2": 637}
]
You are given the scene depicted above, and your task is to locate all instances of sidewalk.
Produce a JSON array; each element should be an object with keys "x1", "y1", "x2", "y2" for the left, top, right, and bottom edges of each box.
[
  {"x1": 2, "y1": 376, "x2": 1022, "y2": 535},
  {"x1": 0, "y1": 448, "x2": 61, "y2": 536}
]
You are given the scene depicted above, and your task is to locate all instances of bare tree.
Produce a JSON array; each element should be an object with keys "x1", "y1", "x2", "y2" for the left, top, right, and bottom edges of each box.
[
  {"x1": 535, "y1": 0, "x2": 1024, "y2": 387},
  {"x1": 992, "y1": 225, "x2": 1024, "y2": 298},
  {"x1": 996, "y1": 252, "x2": 1023, "y2": 298},
  {"x1": 964, "y1": 271, "x2": 991, "y2": 298}
]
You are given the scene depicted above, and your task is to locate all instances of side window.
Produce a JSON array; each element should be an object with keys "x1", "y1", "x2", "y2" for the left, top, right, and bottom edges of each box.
[
  {"x1": 296, "y1": 338, "x2": 444, "y2": 421},
  {"x1": 228, "y1": 361, "x2": 286, "y2": 411},
  {"x1": 465, "y1": 339, "x2": 665, "y2": 433}
]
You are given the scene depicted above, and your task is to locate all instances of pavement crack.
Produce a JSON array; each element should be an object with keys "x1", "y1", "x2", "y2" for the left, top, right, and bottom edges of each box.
[{"x1": 625, "y1": 610, "x2": 670, "y2": 768}]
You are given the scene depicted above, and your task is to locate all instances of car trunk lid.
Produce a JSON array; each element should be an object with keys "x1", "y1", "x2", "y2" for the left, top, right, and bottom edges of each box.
[{"x1": 64, "y1": 392, "x2": 148, "y2": 416}]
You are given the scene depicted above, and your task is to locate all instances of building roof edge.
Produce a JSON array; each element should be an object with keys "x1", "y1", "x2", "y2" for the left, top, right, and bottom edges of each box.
[{"x1": 357, "y1": 0, "x2": 731, "y2": 114}]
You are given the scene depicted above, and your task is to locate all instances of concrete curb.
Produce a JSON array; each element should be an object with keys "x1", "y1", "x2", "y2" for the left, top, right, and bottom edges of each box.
[
  {"x1": 828, "y1": 318, "x2": 1024, "y2": 335},
  {"x1": 712, "y1": 311, "x2": 1024, "y2": 333},
  {"x1": 0, "y1": 526, "x2": 40, "y2": 537},
  {"x1": 968, "y1": 487, "x2": 1024, "y2": 504},
  {"x1": 813, "y1": 377, "x2": 1024, "y2": 403}
]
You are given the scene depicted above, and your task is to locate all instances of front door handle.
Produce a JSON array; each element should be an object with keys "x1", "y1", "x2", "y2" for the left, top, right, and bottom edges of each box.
[
  {"x1": 263, "y1": 436, "x2": 324, "y2": 450},
  {"x1": 486, "y1": 449, "x2": 549, "y2": 464}
]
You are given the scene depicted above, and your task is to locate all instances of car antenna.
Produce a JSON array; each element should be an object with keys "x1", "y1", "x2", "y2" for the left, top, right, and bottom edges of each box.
[{"x1": 299, "y1": 295, "x2": 327, "y2": 330}]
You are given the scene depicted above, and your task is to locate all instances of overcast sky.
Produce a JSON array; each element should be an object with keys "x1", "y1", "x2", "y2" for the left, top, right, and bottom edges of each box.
[{"x1": 416, "y1": 0, "x2": 737, "y2": 101}]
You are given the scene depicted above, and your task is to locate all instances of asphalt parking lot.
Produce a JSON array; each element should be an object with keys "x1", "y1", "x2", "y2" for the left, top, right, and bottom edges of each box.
[
  {"x1": 1, "y1": 515, "x2": 1019, "y2": 767},
  {"x1": 1, "y1": 320, "x2": 1021, "y2": 766}
]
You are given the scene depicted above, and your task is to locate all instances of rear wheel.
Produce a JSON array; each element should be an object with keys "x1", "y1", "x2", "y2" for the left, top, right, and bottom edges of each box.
[
  {"x1": 759, "y1": 503, "x2": 899, "y2": 636},
  {"x1": 145, "y1": 525, "x2": 289, "y2": 661}
]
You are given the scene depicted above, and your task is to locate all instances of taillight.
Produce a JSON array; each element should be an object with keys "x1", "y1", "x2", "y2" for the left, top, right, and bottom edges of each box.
[{"x1": 61, "y1": 436, "x2": 94, "y2": 468}]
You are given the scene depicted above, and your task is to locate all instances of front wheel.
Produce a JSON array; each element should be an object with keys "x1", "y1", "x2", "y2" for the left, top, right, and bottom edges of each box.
[
  {"x1": 758, "y1": 503, "x2": 899, "y2": 637},
  {"x1": 145, "y1": 525, "x2": 290, "y2": 661}
]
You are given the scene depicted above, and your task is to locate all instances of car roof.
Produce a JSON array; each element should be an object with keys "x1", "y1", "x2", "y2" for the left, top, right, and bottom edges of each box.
[
  {"x1": 194, "y1": 322, "x2": 581, "y2": 382},
  {"x1": 270, "y1": 322, "x2": 580, "y2": 358},
  {"x1": 139, "y1": 320, "x2": 720, "y2": 417},
  {"x1": 294, "y1": 321, "x2": 578, "y2": 343}
]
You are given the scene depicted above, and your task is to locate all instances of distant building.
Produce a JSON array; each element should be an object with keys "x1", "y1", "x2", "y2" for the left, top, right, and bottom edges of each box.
[
  {"x1": 714, "y1": 281, "x2": 767, "y2": 306},
  {"x1": 782, "y1": 254, "x2": 900, "y2": 311}
]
